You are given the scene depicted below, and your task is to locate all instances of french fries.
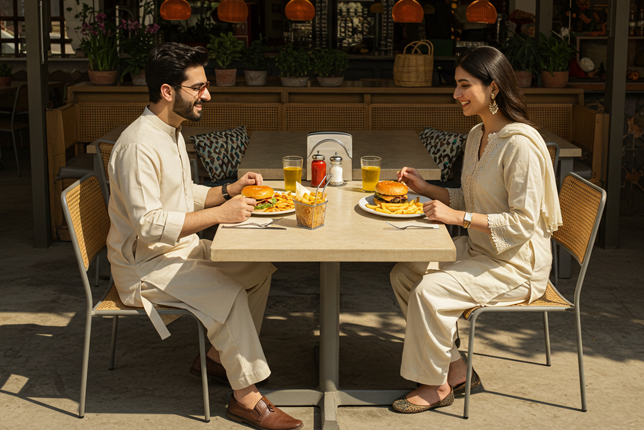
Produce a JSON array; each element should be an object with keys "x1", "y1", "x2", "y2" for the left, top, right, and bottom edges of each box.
[
  {"x1": 293, "y1": 191, "x2": 328, "y2": 229},
  {"x1": 366, "y1": 197, "x2": 424, "y2": 215},
  {"x1": 294, "y1": 191, "x2": 327, "y2": 206},
  {"x1": 254, "y1": 192, "x2": 295, "y2": 213}
]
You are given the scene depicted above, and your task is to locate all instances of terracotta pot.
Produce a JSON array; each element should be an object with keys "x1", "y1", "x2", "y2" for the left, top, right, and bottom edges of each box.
[
  {"x1": 0, "y1": 76, "x2": 12, "y2": 86},
  {"x1": 131, "y1": 69, "x2": 146, "y2": 86},
  {"x1": 514, "y1": 71, "x2": 532, "y2": 88},
  {"x1": 88, "y1": 70, "x2": 118, "y2": 86},
  {"x1": 281, "y1": 76, "x2": 309, "y2": 87},
  {"x1": 317, "y1": 76, "x2": 344, "y2": 87},
  {"x1": 244, "y1": 70, "x2": 267, "y2": 86},
  {"x1": 215, "y1": 68, "x2": 237, "y2": 87},
  {"x1": 541, "y1": 70, "x2": 569, "y2": 88}
]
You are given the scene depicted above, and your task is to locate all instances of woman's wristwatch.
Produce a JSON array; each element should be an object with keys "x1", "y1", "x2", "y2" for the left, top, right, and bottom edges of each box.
[{"x1": 463, "y1": 212, "x2": 473, "y2": 229}]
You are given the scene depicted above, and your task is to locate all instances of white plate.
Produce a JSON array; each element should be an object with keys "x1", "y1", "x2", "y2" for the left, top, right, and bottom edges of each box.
[
  {"x1": 252, "y1": 208, "x2": 295, "y2": 216},
  {"x1": 358, "y1": 194, "x2": 430, "y2": 218}
]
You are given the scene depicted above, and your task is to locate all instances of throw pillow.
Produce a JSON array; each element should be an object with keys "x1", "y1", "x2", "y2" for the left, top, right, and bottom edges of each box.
[
  {"x1": 189, "y1": 126, "x2": 249, "y2": 182},
  {"x1": 419, "y1": 127, "x2": 466, "y2": 182}
]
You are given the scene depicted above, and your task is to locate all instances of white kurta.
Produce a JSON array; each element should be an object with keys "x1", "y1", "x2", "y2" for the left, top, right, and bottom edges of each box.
[{"x1": 107, "y1": 108, "x2": 275, "y2": 339}]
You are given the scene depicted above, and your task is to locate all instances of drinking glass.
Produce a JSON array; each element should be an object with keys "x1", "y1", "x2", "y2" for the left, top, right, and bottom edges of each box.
[
  {"x1": 361, "y1": 156, "x2": 381, "y2": 192},
  {"x1": 283, "y1": 156, "x2": 303, "y2": 192}
]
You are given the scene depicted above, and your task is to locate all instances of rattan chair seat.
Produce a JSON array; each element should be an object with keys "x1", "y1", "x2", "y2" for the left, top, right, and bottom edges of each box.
[
  {"x1": 463, "y1": 282, "x2": 570, "y2": 320},
  {"x1": 94, "y1": 284, "x2": 178, "y2": 312}
]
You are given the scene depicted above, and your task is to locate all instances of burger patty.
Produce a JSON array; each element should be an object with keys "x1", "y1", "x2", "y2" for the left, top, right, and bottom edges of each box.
[{"x1": 374, "y1": 192, "x2": 407, "y2": 203}]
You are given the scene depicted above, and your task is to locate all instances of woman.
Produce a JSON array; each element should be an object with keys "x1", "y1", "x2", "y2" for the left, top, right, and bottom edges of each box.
[{"x1": 390, "y1": 46, "x2": 562, "y2": 413}]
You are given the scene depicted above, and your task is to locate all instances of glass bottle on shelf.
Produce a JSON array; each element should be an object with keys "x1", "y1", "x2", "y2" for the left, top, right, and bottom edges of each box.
[
  {"x1": 630, "y1": 11, "x2": 637, "y2": 37},
  {"x1": 638, "y1": 9, "x2": 644, "y2": 36}
]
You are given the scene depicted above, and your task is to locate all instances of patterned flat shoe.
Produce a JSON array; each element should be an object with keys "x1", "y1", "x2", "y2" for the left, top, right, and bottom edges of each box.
[
  {"x1": 392, "y1": 387, "x2": 454, "y2": 414},
  {"x1": 451, "y1": 369, "x2": 481, "y2": 395}
]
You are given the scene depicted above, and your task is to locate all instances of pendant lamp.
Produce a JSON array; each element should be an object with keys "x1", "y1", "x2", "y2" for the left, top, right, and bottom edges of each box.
[
  {"x1": 285, "y1": 0, "x2": 316, "y2": 21},
  {"x1": 466, "y1": 0, "x2": 497, "y2": 24},
  {"x1": 218, "y1": 0, "x2": 249, "y2": 23},
  {"x1": 160, "y1": 0, "x2": 191, "y2": 20},
  {"x1": 392, "y1": 0, "x2": 424, "y2": 24}
]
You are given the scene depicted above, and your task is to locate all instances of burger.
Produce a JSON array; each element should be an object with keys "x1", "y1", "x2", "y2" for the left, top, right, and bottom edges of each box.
[
  {"x1": 241, "y1": 185, "x2": 276, "y2": 211},
  {"x1": 374, "y1": 180, "x2": 408, "y2": 204}
]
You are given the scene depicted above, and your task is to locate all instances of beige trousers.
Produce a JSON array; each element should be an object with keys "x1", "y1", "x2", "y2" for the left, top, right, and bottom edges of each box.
[
  {"x1": 141, "y1": 264, "x2": 272, "y2": 390},
  {"x1": 390, "y1": 262, "x2": 530, "y2": 386}
]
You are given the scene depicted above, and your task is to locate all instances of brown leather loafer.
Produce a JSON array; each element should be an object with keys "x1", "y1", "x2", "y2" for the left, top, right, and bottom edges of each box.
[
  {"x1": 189, "y1": 355, "x2": 269, "y2": 387},
  {"x1": 392, "y1": 387, "x2": 454, "y2": 414},
  {"x1": 227, "y1": 395, "x2": 303, "y2": 430}
]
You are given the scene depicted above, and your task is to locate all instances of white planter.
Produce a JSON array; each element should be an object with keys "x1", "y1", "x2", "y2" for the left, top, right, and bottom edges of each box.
[
  {"x1": 280, "y1": 76, "x2": 309, "y2": 87},
  {"x1": 245, "y1": 70, "x2": 268, "y2": 86},
  {"x1": 317, "y1": 76, "x2": 344, "y2": 87}
]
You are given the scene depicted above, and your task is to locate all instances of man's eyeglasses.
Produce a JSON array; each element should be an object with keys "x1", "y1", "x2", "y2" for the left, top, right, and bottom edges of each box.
[{"x1": 175, "y1": 81, "x2": 210, "y2": 98}]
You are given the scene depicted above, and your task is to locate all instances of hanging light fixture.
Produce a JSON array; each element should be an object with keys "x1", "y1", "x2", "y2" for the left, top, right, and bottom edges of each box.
[
  {"x1": 466, "y1": 0, "x2": 497, "y2": 24},
  {"x1": 160, "y1": 0, "x2": 191, "y2": 20},
  {"x1": 285, "y1": 0, "x2": 315, "y2": 21},
  {"x1": 218, "y1": 0, "x2": 249, "y2": 23},
  {"x1": 392, "y1": 0, "x2": 424, "y2": 24}
]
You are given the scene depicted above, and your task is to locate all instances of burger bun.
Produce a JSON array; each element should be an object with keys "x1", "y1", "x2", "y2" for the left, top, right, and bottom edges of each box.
[{"x1": 241, "y1": 185, "x2": 274, "y2": 200}]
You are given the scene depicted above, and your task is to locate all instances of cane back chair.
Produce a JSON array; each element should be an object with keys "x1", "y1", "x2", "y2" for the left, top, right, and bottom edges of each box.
[
  {"x1": 61, "y1": 174, "x2": 211, "y2": 421},
  {"x1": 461, "y1": 172, "x2": 606, "y2": 418}
]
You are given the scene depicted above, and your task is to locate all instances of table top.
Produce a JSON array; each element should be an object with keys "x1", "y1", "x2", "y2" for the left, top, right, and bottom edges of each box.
[
  {"x1": 238, "y1": 130, "x2": 441, "y2": 181},
  {"x1": 539, "y1": 129, "x2": 582, "y2": 158},
  {"x1": 210, "y1": 181, "x2": 456, "y2": 263}
]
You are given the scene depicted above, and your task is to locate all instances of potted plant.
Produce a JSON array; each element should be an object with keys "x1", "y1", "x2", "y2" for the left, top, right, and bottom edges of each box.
[
  {"x1": 68, "y1": 1, "x2": 119, "y2": 85},
  {"x1": 313, "y1": 48, "x2": 349, "y2": 87},
  {"x1": 242, "y1": 35, "x2": 269, "y2": 86},
  {"x1": 538, "y1": 29, "x2": 577, "y2": 88},
  {"x1": 502, "y1": 33, "x2": 540, "y2": 87},
  {"x1": 275, "y1": 43, "x2": 312, "y2": 87},
  {"x1": 118, "y1": 1, "x2": 159, "y2": 85},
  {"x1": 208, "y1": 32, "x2": 244, "y2": 87},
  {"x1": 0, "y1": 63, "x2": 13, "y2": 86}
]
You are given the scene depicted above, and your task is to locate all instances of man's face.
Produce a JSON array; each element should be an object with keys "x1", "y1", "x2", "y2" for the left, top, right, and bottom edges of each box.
[{"x1": 172, "y1": 66, "x2": 211, "y2": 122}]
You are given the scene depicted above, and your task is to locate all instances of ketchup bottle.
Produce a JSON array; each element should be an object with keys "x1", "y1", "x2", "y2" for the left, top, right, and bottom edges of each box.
[{"x1": 311, "y1": 152, "x2": 327, "y2": 187}]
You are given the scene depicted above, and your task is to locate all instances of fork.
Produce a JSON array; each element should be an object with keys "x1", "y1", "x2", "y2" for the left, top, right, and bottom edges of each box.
[
  {"x1": 385, "y1": 221, "x2": 436, "y2": 230},
  {"x1": 223, "y1": 219, "x2": 283, "y2": 229}
]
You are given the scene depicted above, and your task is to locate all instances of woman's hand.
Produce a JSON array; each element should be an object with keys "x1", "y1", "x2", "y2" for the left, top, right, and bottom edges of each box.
[
  {"x1": 397, "y1": 167, "x2": 428, "y2": 195},
  {"x1": 228, "y1": 172, "x2": 264, "y2": 196},
  {"x1": 424, "y1": 200, "x2": 463, "y2": 226}
]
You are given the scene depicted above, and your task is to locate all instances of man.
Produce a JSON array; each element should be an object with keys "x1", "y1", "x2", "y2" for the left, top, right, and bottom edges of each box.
[{"x1": 106, "y1": 43, "x2": 302, "y2": 430}]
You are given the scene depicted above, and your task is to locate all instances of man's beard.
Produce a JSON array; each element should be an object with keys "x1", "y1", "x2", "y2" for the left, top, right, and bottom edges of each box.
[{"x1": 172, "y1": 92, "x2": 203, "y2": 122}]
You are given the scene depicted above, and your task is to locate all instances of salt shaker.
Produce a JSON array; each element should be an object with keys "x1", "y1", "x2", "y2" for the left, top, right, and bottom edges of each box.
[{"x1": 329, "y1": 152, "x2": 344, "y2": 186}]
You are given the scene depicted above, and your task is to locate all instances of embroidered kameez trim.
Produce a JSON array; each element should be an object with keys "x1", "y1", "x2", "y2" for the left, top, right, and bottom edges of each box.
[
  {"x1": 488, "y1": 213, "x2": 515, "y2": 254},
  {"x1": 447, "y1": 187, "x2": 465, "y2": 210}
]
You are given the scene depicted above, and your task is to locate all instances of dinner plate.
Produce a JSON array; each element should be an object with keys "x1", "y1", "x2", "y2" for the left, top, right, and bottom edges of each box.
[
  {"x1": 252, "y1": 208, "x2": 295, "y2": 216},
  {"x1": 358, "y1": 194, "x2": 430, "y2": 218}
]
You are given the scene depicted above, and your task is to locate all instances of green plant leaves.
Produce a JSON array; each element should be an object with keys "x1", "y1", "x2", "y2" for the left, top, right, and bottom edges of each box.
[
  {"x1": 275, "y1": 44, "x2": 312, "y2": 78},
  {"x1": 312, "y1": 48, "x2": 349, "y2": 77},
  {"x1": 208, "y1": 32, "x2": 244, "y2": 70}
]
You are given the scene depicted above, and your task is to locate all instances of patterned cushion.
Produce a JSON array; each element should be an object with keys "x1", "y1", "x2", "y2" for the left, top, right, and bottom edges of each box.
[
  {"x1": 189, "y1": 126, "x2": 249, "y2": 182},
  {"x1": 419, "y1": 127, "x2": 467, "y2": 182}
]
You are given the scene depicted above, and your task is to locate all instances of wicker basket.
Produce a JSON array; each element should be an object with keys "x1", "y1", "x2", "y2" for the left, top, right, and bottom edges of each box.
[{"x1": 393, "y1": 40, "x2": 434, "y2": 87}]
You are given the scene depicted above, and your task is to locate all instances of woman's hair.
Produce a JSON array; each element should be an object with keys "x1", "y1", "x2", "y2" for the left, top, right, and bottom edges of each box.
[
  {"x1": 456, "y1": 46, "x2": 534, "y2": 126},
  {"x1": 146, "y1": 43, "x2": 209, "y2": 103}
]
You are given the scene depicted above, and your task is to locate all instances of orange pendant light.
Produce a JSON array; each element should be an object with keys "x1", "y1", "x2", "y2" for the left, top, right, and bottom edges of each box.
[
  {"x1": 160, "y1": 0, "x2": 191, "y2": 20},
  {"x1": 285, "y1": 0, "x2": 316, "y2": 21},
  {"x1": 392, "y1": 0, "x2": 424, "y2": 24},
  {"x1": 466, "y1": 0, "x2": 497, "y2": 24},
  {"x1": 218, "y1": 0, "x2": 249, "y2": 23}
]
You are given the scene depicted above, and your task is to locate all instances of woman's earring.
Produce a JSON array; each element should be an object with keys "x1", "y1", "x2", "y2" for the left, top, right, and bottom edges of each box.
[{"x1": 489, "y1": 93, "x2": 498, "y2": 114}]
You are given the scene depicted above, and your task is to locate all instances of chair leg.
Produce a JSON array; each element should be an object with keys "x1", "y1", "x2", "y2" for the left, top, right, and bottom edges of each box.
[
  {"x1": 79, "y1": 314, "x2": 93, "y2": 418},
  {"x1": 463, "y1": 313, "x2": 478, "y2": 420},
  {"x1": 197, "y1": 321, "x2": 211, "y2": 422},
  {"x1": 11, "y1": 130, "x2": 20, "y2": 177},
  {"x1": 575, "y1": 309, "x2": 588, "y2": 412},
  {"x1": 543, "y1": 312, "x2": 552, "y2": 366},
  {"x1": 109, "y1": 316, "x2": 119, "y2": 370}
]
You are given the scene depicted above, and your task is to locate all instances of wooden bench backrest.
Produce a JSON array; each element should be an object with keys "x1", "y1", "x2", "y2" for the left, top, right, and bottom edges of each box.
[
  {"x1": 370, "y1": 104, "x2": 479, "y2": 134},
  {"x1": 527, "y1": 104, "x2": 572, "y2": 141},
  {"x1": 78, "y1": 103, "x2": 147, "y2": 142},
  {"x1": 283, "y1": 103, "x2": 368, "y2": 131},
  {"x1": 183, "y1": 103, "x2": 282, "y2": 131}
]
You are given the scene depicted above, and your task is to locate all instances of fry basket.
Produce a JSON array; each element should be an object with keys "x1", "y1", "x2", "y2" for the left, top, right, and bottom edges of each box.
[{"x1": 294, "y1": 200, "x2": 328, "y2": 230}]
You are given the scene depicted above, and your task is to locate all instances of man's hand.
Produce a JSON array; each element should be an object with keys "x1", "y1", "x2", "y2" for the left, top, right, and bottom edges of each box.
[
  {"x1": 218, "y1": 196, "x2": 256, "y2": 223},
  {"x1": 423, "y1": 200, "x2": 462, "y2": 226},
  {"x1": 227, "y1": 172, "x2": 264, "y2": 197},
  {"x1": 397, "y1": 167, "x2": 428, "y2": 195}
]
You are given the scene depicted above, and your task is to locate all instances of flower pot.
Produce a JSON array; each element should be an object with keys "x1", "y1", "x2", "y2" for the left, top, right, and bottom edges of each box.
[
  {"x1": 88, "y1": 70, "x2": 118, "y2": 86},
  {"x1": 131, "y1": 69, "x2": 146, "y2": 86},
  {"x1": 317, "y1": 76, "x2": 344, "y2": 87},
  {"x1": 541, "y1": 70, "x2": 569, "y2": 88},
  {"x1": 0, "y1": 76, "x2": 12, "y2": 86},
  {"x1": 514, "y1": 71, "x2": 532, "y2": 88},
  {"x1": 280, "y1": 76, "x2": 309, "y2": 87},
  {"x1": 215, "y1": 69, "x2": 237, "y2": 87},
  {"x1": 244, "y1": 70, "x2": 267, "y2": 86}
]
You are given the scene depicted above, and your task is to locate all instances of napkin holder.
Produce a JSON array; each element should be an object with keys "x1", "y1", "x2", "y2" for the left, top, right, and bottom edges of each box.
[{"x1": 306, "y1": 132, "x2": 353, "y2": 182}]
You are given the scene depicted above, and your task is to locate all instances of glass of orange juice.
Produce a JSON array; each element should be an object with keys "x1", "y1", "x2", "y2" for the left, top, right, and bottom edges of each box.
[
  {"x1": 361, "y1": 156, "x2": 381, "y2": 192},
  {"x1": 283, "y1": 156, "x2": 303, "y2": 192}
]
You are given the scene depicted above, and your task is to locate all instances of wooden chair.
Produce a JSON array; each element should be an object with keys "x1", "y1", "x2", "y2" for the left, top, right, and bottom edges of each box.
[
  {"x1": 61, "y1": 174, "x2": 211, "y2": 421},
  {"x1": 0, "y1": 84, "x2": 29, "y2": 176},
  {"x1": 461, "y1": 173, "x2": 607, "y2": 418}
]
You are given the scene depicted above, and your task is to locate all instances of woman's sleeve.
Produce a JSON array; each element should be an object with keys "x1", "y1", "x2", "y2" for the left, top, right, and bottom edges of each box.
[
  {"x1": 488, "y1": 136, "x2": 545, "y2": 255},
  {"x1": 447, "y1": 188, "x2": 465, "y2": 210}
]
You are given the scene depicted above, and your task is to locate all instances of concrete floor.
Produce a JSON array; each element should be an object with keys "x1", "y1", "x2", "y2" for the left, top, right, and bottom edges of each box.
[{"x1": 1, "y1": 149, "x2": 644, "y2": 429}]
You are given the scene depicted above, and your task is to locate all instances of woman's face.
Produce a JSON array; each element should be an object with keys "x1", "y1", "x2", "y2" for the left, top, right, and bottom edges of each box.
[{"x1": 453, "y1": 66, "x2": 495, "y2": 117}]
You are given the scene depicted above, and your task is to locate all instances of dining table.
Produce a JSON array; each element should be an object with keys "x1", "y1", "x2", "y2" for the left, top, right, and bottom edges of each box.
[{"x1": 210, "y1": 180, "x2": 456, "y2": 430}]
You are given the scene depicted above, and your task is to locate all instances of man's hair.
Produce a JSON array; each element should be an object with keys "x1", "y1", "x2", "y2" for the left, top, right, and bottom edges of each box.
[{"x1": 145, "y1": 43, "x2": 209, "y2": 103}]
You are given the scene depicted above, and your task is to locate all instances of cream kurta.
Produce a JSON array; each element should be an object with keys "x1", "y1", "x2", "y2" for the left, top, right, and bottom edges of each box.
[{"x1": 107, "y1": 108, "x2": 275, "y2": 339}]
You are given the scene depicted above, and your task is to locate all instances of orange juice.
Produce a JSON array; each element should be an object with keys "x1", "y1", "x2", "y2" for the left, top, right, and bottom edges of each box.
[
  {"x1": 361, "y1": 166, "x2": 381, "y2": 192},
  {"x1": 284, "y1": 166, "x2": 302, "y2": 192}
]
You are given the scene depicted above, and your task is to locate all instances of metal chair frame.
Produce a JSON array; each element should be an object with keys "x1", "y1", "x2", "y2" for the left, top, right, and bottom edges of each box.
[
  {"x1": 0, "y1": 84, "x2": 28, "y2": 176},
  {"x1": 461, "y1": 173, "x2": 607, "y2": 419},
  {"x1": 61, "y1": 173, "x2": 211, "y2": 422}
]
